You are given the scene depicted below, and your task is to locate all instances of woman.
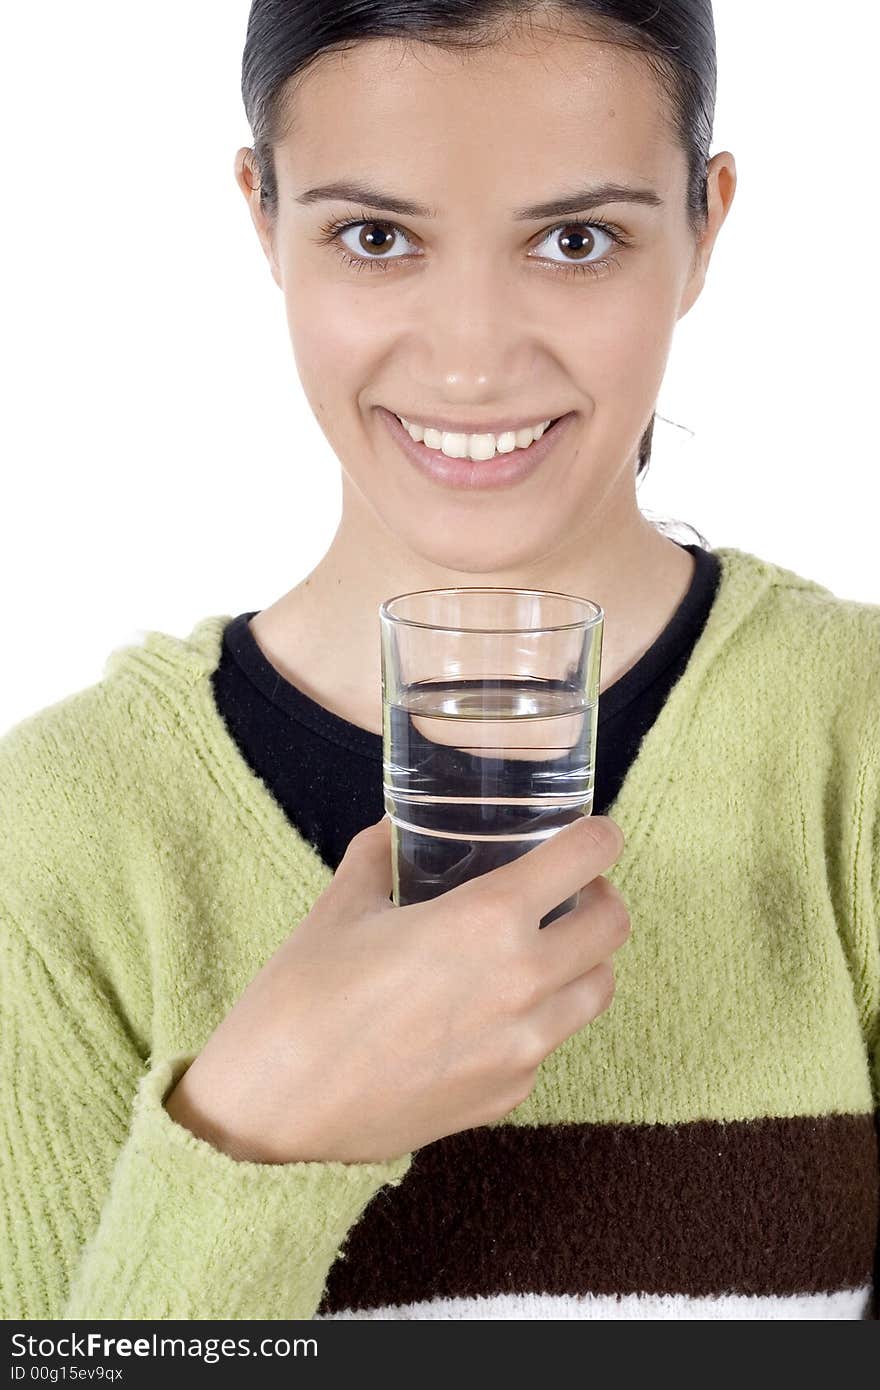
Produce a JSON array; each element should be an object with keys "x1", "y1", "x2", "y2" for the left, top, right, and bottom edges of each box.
[{"x1": 1, "y1": 0, "x2": 877, "y2": 1321}]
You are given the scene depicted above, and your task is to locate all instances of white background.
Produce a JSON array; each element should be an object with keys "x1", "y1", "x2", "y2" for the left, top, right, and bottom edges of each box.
[{"x1": 1, "y1": 2, "x2": 877, "y2": 733}]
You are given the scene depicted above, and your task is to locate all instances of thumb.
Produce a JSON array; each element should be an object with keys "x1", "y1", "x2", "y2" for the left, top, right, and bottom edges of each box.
[{"x1": 329, "y1": 814, "x2": 394, "y2": 914}]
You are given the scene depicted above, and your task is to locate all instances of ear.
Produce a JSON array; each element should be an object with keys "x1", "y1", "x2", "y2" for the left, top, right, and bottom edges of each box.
[
  {"x1": 233, "y1": 146, "x2": 282, "y2": 289},
  {"x1": 678, "y1": 151, "x2": 737, "y2": 318}
]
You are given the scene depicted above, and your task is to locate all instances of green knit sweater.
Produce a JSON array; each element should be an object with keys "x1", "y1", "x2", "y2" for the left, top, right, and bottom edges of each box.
[{"x1": 1, "y1": 545, "x2": 878, "y2": 1320}]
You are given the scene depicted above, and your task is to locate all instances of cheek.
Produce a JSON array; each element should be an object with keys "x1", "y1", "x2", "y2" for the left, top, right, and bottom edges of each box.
[
  {"x1": 280, "y1": 274, "x2": 385, "y2": 457},
  {"x1": 578, "y1": 275, "x2": 677, "y2": 413},
  {"x1": 282, "y1": 255, "x2": 381, "y2": 381}
]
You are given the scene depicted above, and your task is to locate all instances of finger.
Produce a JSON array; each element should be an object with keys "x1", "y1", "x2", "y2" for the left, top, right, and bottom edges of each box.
[
  {"x1": 464, "y1": 814, "x2": 625, "y2": 928},
  {"x1": 329, "y1": 816, "x2": 393, "y2": 912},
  {"x1": 526, "y1": 876, "x2": 631, "y2": 1000},
  {"x1": 530, "y1": 960, "x2": 618, "y2": 1055}
]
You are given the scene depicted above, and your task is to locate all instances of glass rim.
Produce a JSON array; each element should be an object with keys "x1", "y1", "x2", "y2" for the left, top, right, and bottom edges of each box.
[{"x1": 379, "y1": 586, "x2": 604, "y2": 635}]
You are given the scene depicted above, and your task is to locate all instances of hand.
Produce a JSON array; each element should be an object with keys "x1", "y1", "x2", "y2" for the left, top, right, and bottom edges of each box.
[{"x1": 165, "y1": 813, "x2": 630, "y2": 1164}]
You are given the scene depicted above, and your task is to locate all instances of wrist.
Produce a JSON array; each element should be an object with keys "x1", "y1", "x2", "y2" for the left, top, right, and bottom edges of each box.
[{"x1": 164, "y1": 1069, "x2": 280, "y2": 1164}]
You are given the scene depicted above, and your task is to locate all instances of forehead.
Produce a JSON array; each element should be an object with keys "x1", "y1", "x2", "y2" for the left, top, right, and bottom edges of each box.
[{"x1": 276, "y1": 28, "x2": 681, "y2": 201}]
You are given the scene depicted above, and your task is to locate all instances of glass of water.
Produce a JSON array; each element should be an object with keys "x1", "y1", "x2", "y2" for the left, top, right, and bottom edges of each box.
[{"x1": 379, "y1": 588, "x2": 604, "y2": 929}]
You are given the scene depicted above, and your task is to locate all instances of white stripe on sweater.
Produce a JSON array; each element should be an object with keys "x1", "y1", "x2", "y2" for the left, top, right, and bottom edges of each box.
[{"x1": 316, "y1": 1286, "x2": 873, "y2": 1320}]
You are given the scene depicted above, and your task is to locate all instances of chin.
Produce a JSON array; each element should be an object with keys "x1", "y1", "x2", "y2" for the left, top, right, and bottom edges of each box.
[{"x1": 401, "y1": 527, "x2": 558, "y2": 577}]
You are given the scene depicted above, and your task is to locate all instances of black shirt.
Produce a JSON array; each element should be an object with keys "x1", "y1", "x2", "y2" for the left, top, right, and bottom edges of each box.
[{"x1": 210, "y1": 542, "x2": 721, "y2": 873}]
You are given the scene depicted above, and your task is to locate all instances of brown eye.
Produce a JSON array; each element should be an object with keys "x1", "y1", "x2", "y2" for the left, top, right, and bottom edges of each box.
[
  {"x1": 532, "y1": 220, "x2": 618, "y2": 268},
  {"x1": 331, "y1": 219, "x2": 415, "y2": 264},
  {"x1": 557, "y1": 226, "x2": 597, "y2": 259},
  {"x1": 356, "y1": 222, "x2": 397, "y2": 255}
]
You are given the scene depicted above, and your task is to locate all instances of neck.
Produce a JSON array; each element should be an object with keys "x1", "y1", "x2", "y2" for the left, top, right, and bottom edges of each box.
[{"x1": 249, "y1": 481, "x2": 696, "y2": 738}]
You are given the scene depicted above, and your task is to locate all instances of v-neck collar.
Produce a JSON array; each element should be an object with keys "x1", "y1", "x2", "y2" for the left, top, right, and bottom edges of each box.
[{"x1": 109, "y1": 546, "x2": 775, "y2": 897}]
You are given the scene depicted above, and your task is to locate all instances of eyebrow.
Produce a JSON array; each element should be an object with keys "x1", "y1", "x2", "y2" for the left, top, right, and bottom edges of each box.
[{"x1": 294, "y1": 179, "x2": 664, "y2": 220}]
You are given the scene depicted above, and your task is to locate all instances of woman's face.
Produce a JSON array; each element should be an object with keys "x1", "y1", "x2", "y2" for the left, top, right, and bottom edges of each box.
[{"x1": 237, "y1": 24, "x2": 734, "y2": 573}]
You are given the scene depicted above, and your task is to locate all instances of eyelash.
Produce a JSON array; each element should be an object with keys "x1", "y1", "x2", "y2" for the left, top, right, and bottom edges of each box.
[{"x1": 315, "y1": 207, "x2": 630, "y2": 281}]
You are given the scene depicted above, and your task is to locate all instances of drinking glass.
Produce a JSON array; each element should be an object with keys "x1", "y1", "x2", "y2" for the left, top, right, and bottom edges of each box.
[{"x1": 379, "y1": 588, "x2": 604, "y2": 929}]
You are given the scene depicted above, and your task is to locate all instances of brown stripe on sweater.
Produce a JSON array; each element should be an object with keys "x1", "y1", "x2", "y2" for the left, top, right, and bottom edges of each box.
[{"x1": 317, "y1": 1111, "x2": 878, "y2": 1315}]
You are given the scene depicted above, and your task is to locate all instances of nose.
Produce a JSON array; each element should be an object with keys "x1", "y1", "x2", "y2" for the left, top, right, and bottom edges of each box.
[{"x1": 407, "y1": 255, "x2": 545, "y2": 405}]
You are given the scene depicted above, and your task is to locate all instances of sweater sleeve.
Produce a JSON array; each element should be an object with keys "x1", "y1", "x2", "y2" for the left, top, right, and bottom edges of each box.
[{"x1": 0, "y1": 919, "x2": 413, "y2": 1320}]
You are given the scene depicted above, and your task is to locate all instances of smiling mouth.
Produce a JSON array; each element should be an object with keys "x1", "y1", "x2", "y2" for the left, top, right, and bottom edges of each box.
[
  {"x1": 377, "y1": 405, "x2": 576, "y2": 491},
  {"x1": 390, "y1": 411, "x2": 562, "y2": 461}
]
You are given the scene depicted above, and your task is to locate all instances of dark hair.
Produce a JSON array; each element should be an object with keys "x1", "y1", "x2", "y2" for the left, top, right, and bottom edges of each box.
[{"x1": 241, "y1": 0, "x2": 716, "y2": 548}]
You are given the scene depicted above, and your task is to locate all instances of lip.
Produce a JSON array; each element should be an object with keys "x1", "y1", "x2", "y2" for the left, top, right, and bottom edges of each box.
[
  {"x1": 377, "y1": 405, "x2": 576, "y2": 491},
  {"x1": 390, "y1": 410, "x2": 560, "y2": 435}
]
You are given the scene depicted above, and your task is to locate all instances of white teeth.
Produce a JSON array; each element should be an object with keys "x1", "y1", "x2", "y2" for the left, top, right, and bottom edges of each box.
[{"x1": 395, "y1": 414, "x2": 554, "y2": 460}]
